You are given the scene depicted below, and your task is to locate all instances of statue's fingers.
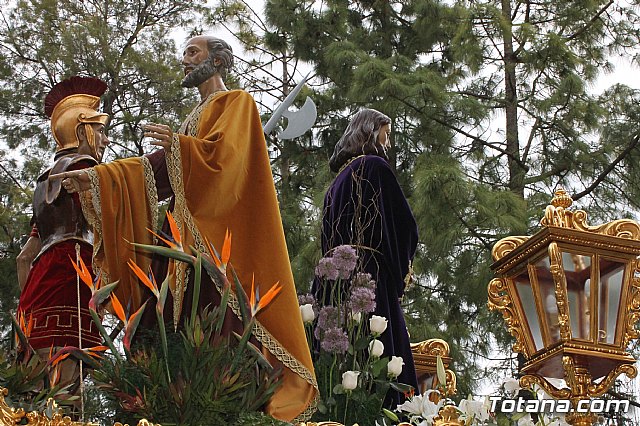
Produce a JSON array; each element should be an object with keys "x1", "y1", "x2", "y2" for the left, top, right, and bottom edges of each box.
[{"x1": 49, "y1": 171, "x2": 72, "y2": 181}]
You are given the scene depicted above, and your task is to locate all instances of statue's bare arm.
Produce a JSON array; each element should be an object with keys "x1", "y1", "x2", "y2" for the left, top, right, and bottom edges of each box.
[{"x1": 16, "y1": 235, "x2": 42, "y2": 291}]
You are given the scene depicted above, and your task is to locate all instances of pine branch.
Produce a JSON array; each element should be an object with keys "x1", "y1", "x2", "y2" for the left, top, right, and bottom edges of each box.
[
  {"x1": 566, "y1": 0, "x2": 614, "y2": 42},
  {"x1": 0, "y1": 161, "x2": 29, "y2": 196},
  {"x1": 573, "y1": 133, "x2": 640, "y2": 201}
]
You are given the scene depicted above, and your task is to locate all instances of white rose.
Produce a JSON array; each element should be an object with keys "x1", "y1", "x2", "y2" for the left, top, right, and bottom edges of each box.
[
  {"x1": 300, "y1": 303, "x2": 315, "y2": 323},
  {"x1": 518, "y1": 416, "x2": 536, "y2": 426},
  {"x1": 342, "y1": 370, "x2": 360, "y2": 391},
  {"x1": 350, "y1": 311, "x2": 362, "y2": 323},
  {"x1": 387, "y1": 356, "x2": 404, "y2": 378},
  {"x1": 369, "y1": 315, "x2": 388, "y2": 335},
  {"x1": 368, "y1": 339, "x2": 384, "y2": 358},
  {"x1": 503, "y1": 377, "x2": 520, "y2": 396}
]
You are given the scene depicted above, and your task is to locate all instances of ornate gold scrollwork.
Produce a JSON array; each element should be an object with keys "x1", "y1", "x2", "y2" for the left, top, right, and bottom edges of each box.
[
  {"x1": 518, "y1": 375, "x2": 572, "y2": 400},
  {"x1": 538, "y1": 356, "x2": 640, "y2": 403},
  {"x1": 539, "y1": 188, "x2": 640, "y2": 241},
  {"x1": 0, "y1": 387, "x2": 160, "y2": 426},
  {"x1": 411, "y1": 338, "x2": 450, "y2": 357},
  {"x1": 432, "y1": 404, "x2": 465, "y2": 426},
  {"x1": 0, "y1": 388, "x2": 23, "y2": 425},
  {"x1": 572, "y1": 213, "x2": 640, "y2": 240},
  {"x1": 0, "y1": 387, "x2": 100, "y2": 425},
  {"x1": 623, "y1": 258, "x2": 640, "y2": 348},
  {"x1": 491, "y1": 236, "x2": 530, "y2": 261},
  {"x1": 548, "y1": 242, "x2": 571, "y2": 341},
  {"x1": 488, "y1": 278, "x2": 527, "y2": 354},
  {"x1": 444, "y1": 369, "x2": 457, "y2": 397},
  {"x1": 296, "y1": 423, "x2": 349, "y2": 426}
]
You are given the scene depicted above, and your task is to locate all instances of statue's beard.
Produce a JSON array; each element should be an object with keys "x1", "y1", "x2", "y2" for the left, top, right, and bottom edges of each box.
[{"x1": 181, "y1": 59, "x2": 217, "y2": 88}]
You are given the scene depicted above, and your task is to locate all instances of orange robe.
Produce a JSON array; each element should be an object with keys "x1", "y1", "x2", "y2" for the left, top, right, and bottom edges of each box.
[{"x1": 81, "y1": 90, "x2": 317, "y2": 421}]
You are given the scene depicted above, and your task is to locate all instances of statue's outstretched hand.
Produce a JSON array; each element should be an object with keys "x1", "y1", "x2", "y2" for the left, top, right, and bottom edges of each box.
[
  {"x1": 49, "y1": 170, "x2": 91, "y2": 193},
  {"x1": 144, "y1": 123, "x2": 174, "y2": 151}
]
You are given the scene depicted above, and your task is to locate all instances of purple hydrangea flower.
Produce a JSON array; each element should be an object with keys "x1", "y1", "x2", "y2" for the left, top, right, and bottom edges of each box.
[
  {"x1": 298, "y1": 293, "x2": 316, "y2": 306},
  {"x1": 315, "y1": 256, "x2": 340, "y2": 281},
  {"x1": 332, "y1": 245, "x2": 358, "y2": 279},
  {"x1": 320, "y1": 327, "x2": 350, "y2": 354},
  {"x1": 348, "y1": 286, "x2": 376, "y2": 314},
  {"x1": 316, "y1": 305, "x2": 340, "y2": 331},
  {"x1": 352, "y1": 272, "x2": 376, "y2": 289}
]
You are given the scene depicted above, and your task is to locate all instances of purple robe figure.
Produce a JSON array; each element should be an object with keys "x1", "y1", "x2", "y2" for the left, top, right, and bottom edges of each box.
[{"x1": 312, "y1": 109, "x2": 419, "y2": 406}]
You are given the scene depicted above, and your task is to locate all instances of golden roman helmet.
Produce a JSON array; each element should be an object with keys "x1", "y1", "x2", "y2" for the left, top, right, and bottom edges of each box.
[{"x1": 44, "y1": 76, "x2": 109, "y2": 154}]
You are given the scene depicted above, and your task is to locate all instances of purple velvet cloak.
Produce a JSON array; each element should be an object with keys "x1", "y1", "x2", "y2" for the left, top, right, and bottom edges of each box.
[{"x1": 312, "y1": 154, "x2": 419, "y2": 401}]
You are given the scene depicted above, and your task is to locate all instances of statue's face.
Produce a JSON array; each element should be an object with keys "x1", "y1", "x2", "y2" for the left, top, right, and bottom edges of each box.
[
  {"x1": 78, "y1": 123, "x2": 109, "y2": 162},
  {"x1": 377, "y1": 123, "x2": 391, "y2": 148},
  {"x1": 181, "y1": 37, "x2": 217, "y2": 88}
]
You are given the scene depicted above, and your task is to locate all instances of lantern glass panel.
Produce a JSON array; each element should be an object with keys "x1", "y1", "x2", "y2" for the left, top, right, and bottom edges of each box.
[
  {"x1": 515, "y1": 271, "x2": 544, "y2": 351},
  {"x1": 563, "y1": 252, "x2": 591, "y2": 340},
  {"x1": 598, "y1": 259, "x2": 625, "y2": 345},
  {"x1": 533, "y1": 257, "x2": 561, "y2": 345}
]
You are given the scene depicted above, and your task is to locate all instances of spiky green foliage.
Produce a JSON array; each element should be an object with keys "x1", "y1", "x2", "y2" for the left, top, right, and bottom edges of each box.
[
  {"x1": 90, "y1": 227, "x2": 283, "y2": 426},
  {"x1": 0, "y1": 341, "x2": 76, "y2": 415},
  {"x1": 93, "y1": 306, "x2": 283, "y2": 425},
  {"x1": 258, "y1": 0, "x2": 640, "y2": 399}
]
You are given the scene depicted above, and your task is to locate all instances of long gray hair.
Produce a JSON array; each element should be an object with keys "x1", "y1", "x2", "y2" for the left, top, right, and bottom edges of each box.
[{"x1": 329, "y1": 108, "x2": 391, "y2": 172}]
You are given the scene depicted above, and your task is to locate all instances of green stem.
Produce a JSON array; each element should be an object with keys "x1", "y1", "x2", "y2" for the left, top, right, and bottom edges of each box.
[
  {"x1": 329, "y1": 355, "x2": 337, "y2": 418},
  {"x1": 156, "y1": 308, "x2": 171, "y2": 383},
  {"x1": 190, "y1": 254, "x2": 202, "y2": 326},
  {"x1": 343, "y1": 392, "x2": 350, "y2": 425},
  {"x1": 89, "y1": 309, "x2": 122, "y2": 362}
]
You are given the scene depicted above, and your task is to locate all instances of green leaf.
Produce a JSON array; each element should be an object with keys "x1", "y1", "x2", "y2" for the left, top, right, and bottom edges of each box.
[
  {"x1": 382, "y1": 408, "x2": 399, "y2": 422},
  {"x1": 131, "y1": 242, "x2": 195, "y2": 264},
  {"x1": 437, "y1": 354, "x2": 447, "y2": 390}
]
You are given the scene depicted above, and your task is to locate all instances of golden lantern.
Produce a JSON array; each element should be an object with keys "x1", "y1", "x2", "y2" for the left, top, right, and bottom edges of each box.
[
  {"x1": 488, "y1": 188, "x2": 640, "y2": 426},
  {"x1": 411, "y1": 338, "x2": 457, "y2": 396}
]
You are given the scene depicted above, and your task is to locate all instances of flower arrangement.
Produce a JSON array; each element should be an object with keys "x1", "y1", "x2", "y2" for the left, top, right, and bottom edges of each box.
[
  {"x1": 301, "y1": 245, "x2": 412, "y2": 426},
  {"x1": 393, "y1": 377, "x2": 571, "y2": 426},
  {"x1": 3, "y1": 212, "x2": 290, "y2": 425},
  {"x1": 84, "y1": 213, "x2": 290, "y2": 425}
]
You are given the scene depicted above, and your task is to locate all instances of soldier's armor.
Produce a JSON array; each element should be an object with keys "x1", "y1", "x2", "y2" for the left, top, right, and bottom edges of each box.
[{"x1": 32, "y1": 153, "x2": 97, "y2": 260}]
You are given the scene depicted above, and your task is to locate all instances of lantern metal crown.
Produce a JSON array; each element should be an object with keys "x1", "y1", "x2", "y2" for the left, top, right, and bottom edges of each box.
[{"x1": 488, "y1": 188, "x2": 640, "y2": 425}]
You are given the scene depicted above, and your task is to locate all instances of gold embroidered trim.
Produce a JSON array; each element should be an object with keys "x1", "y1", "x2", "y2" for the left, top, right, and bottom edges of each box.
[
  {"x1": 337, "y1": 154, "x2": 367, "y2": 174},
  {"x1": 140, "y1": 156, "x2": 159, "y2": 243},
  {"x1": 166, "y1": 134, "x2": 187, "y2": 330},
  {"x1": 82, "y1": 168, "x2": 110, "y2": 285},
  {"x1": 166, "y1": 97, "x2": 318, "y2": 417},
  {"x1": 294, "y1": 393, "x2": 319, "y2": 423},
  {"x1": 180, "y1": 90, "x2": 226, "y2": 137}
]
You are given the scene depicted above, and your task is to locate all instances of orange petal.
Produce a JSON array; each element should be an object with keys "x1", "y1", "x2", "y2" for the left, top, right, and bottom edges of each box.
[
  {"x1": 51, "y1": 352, "x2": 72, "y2": 367},
  {"x1": 26, "y1": 313, "x2": 34, "y2": 336},
  {"x1": 50, "y1": 364, "x2": 61, "y2": 386},
  {"x1": 18, "y1": 311, "x2": 26, "y2": 332},
  {"x1": 250, "y1": 274, "x2": 256, "y2": 309},
  {"x1": 146, "y1": 227, "x2": 177, "y2": 249},
  {"x1": 256, "y1": 282, "x2": 282, "y2": 312},
  {"x1": 204, "y1": 237, "x2": 222, "y2": 268},
  {"x1": 221, "y1": 229, "x2": 232, "y2": 265},
  {"x1": 69, "y1": 255, "x2": 93, "y2": 289},
  {"x1": 127, "y1": 259, "x2": 158, "y2": 296},
  {"x1": 110, "y1": 294, "x2": 127, "y2": 323},
  {"x1": 87, "y1": 345, "x2": 109, "y2": 352},
  {"x1": 166, "y1": 210, "x2": 182, "y2": 246}
]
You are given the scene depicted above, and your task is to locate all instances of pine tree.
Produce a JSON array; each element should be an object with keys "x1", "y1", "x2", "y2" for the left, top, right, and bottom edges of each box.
[
  {"x1": 262, "y1": 0, "x2": 640, "y2": 397},
  {"x1": 208, "y1": 0, "x2": 333, "y2": 288},
  {"x1": 0, "y1": 0, "x2": 206, "y2": 343}
]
